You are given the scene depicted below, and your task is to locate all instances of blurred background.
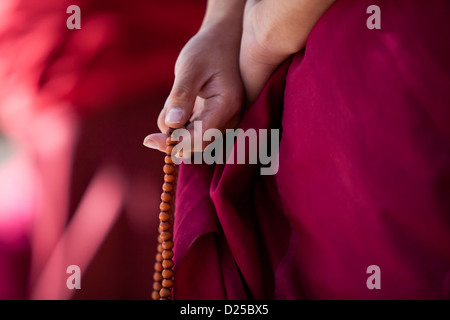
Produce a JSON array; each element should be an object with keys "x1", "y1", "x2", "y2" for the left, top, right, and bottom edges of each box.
[{"x1": 0, "y1": 0, "x2": 205, "y2": 299}]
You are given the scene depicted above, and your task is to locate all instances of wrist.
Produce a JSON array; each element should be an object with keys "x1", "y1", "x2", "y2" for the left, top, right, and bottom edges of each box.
[
  {"x1": 200, "y1": 0, "x2": 245, "y2": 33},
  {"x1": 252, "y1": 0, "x2": 335, "y2": 57},
  {"x1": 198, "y1": 22, "x2": 242, "y2": 54}
]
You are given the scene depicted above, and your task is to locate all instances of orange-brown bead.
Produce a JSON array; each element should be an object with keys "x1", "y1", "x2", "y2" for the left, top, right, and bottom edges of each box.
[
  {"x1": 154, "y1": 262, "x2": 163, "y2": 272},
  {"x1": 160, "y1": 231, "x2": 172, "y2": 241},
  {"x1": 152, "y1": 291, "x2": 160, "y2": 300},
  {"x1": 162, "y1": 250, "x2": 174, "y2": 260},
  {"x1": 159, "y1": 222, "x2": 170, "y2": 232},
  {"x1": 161, "y1": 192, "x2": 172, "y2": 202},
  {"x1": 153, "y1": 281, "x2": 162, "y2": 291},
  {"x1": 153, "y1": 272, "x2": 163, "y2": 282},
  {"x1": 159, "y1": 287, "x2": 171, "y2": 298},
  {"x1": 165, "y1": 156, "x2": 174, "y2": 165},
  {"x1": 159, "y1": 211, "x2": 171, "y2": 222},
  {"x1": 163, "y1": 164, "x2": 175, "y2": 174},
  {"x1": 166, "y1": 137, "x2": 178, "y2": 146},
  {"x1": 162, "y1": 183, "x2": 173, "y2": 192},
  {"x1": 162, "y1": 279, "x2": 174, "y2": 288},
  {"x1": 160, "y1": 202, "x2": 171, "y2": 212},
  {"x1": 162, "y1": 259, "x2": 174, "y2": 269},
  {"x1": 164, "y1": 174, "x2": 175, "y2": 183},
  {"x1": 162, "y1": 269, "x2": 174, "y2": 279},
  {"x1": 165, "y1": 145, "x2": 174, "y2": 155},
  {"x1": 162, "y1": 240, "x2": 174, "y2": 250}
]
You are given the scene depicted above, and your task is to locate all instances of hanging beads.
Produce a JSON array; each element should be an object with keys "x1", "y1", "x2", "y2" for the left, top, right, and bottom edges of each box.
[{"x1": 152, "y1": 129, "x2": 177, "y2": 300}]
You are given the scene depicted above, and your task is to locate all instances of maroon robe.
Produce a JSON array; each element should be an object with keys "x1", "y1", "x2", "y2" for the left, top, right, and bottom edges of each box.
[{"x1": 173, "y1": 0, "x2": 450, "y2": 299}]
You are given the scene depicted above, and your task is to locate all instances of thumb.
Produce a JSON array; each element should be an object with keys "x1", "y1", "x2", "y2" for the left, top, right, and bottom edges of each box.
[{"x1": 163, "y1": 71, "x2": 203, "y2": 130}]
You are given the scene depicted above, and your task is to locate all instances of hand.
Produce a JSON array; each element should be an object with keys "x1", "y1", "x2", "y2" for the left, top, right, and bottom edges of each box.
[
  {"x1": 143, "y1": 1, "x2": 245, "y2": 155},
  {"x1": 240, "y1": 0, "x2": 335, "y2": 104}
]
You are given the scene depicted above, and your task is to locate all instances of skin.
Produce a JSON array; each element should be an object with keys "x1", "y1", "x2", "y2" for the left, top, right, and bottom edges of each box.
[
  {"x1": 144, "y1": 0, "x2": 335, "y2": 154},
  {"x1": 240, "y1": 0, "x2": 336, "y2": 103}
]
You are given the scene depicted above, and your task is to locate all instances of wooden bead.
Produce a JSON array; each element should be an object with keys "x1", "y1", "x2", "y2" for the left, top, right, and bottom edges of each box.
[
  {"x1": 162, "y1": 269, "x2": 174, "y2": 279},
  {"x1": 161, "y1": 192, "x2": 172, "y2": 202},
  {"x1": 152, "y1": 130, "x2": 178, "y2": 300},
  {"x1": 166, "y1": 136, "x2": 178, "y2": 146},
  {"x1": 154, "y1": 262, "x2": 163, "y2": 272},
  {"x1": 159, "y1": 222, "x2": 170, "y2": 232},
  {"x1": 151, "y1": 291, "x2": 160, "y2": 300},
  {"x1": 162, "y1": 250, "x2": 174, "y2": 260},
  {"x1": 160, "y1": 202, "x2": 171, "y2": 212},
  {"x1": 165, "y1": 145, "x2": 174, "y2": 155},
  {"x1": 153, "y1": 272, "x2": 163, "y2": 282},
  {"x1": 164, "y1": 156, "x2": 174, "y2": 165},
  {"x1": 162, "y1": 240, "x2": 174, "y2": 250},
  {"x1": 162, "y1": 259, "x2": 174, "y2": 269},
  {"x1": 153, "y1": 281, "x2": 162, "y2": 291},
  {"x1": 163, "y1": 164, "x2": 175, "y2": 174},
  {"x1": 162, "y1": 183, "x2": 173, "y2": 192},
  {"x1": 159, "y1": 211, "x2": 171, "y2": 222},
  {"x1": 159, "y1": 287, "x2": 171, "y2": 298},
  {"x1": 162, "y1": 279, "x2": 174, "y2": 288},
  {"x1": 164, "y1": 174, "x2": 175, "y2": 183},
  {"x1": 160, "y1": 231, "x2": 172, "y2": 241}
]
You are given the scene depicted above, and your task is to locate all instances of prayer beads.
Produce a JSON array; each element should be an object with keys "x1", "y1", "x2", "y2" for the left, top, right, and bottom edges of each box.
[{"x1": 152, "y1": 129, "x2": 177, "y2": 300}]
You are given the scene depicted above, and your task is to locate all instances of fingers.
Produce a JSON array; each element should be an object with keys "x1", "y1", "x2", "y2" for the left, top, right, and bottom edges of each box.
[
  {"x1": 148, "y1": 28, "x2": 245, "y2": 156},
  {"x1": 158, "y1": 58, "x2": 206, "y2": 134},
  {"x1": 147, "y1": 92, "x2": 242, "y2": 158},
  {"x1": 183, "y1": 93, "x2": 241, "y2": 155},
  {"x1": 143, "y1": 133, "x2": 167, "y2": 152}
]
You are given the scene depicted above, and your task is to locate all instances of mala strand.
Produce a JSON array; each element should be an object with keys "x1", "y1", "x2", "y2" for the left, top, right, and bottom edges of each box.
[{"x1": 152, "y1": 129, "x2": 177, "y2": 300}]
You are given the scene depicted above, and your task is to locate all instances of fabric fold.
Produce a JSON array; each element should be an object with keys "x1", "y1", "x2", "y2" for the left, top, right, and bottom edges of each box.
[{"x1": 173, "y1": 59, "x2": 292, "y2": 300}]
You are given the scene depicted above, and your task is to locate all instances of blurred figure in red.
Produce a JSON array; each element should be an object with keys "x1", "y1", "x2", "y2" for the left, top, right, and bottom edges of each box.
[{"x1": 0, "y1": 0, "x2": 205, "y2": 299}]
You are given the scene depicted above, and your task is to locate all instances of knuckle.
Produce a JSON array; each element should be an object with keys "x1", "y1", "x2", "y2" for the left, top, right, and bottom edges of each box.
[{"x1": 168, "y1": 86, "x2": 191, "y2": 104}]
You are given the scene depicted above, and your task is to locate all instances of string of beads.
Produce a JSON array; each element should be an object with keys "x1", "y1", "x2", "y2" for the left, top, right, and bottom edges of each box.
[{"x1": 152, "y1": 129, "x2": 177, "y2": 300}]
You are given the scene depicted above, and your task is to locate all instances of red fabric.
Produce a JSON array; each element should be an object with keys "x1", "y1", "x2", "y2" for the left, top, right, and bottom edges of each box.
[
  {"x1": 0, "y1": 0, "x2": 205, "y2": 299},
  {"x1": 173, "y1": 0, "x2": 450, "y2": 299},
  {"x1": 0, "y1": 0, "x2": 205, "y2": 116}
]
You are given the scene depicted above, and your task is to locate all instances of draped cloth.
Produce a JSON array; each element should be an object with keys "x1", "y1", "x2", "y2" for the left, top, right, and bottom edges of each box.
[{"x1": 173, "y1": 0, "x2": 450, "y2": 299}]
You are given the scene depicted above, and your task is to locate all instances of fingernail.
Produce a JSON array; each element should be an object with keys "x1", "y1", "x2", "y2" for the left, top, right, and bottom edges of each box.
[
  {"x1": 143, "y1": 136, "x2": 158, "y2": 149},
  {"x1": 165, "y1": 108, "x2": 184, "y2": 124}
]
